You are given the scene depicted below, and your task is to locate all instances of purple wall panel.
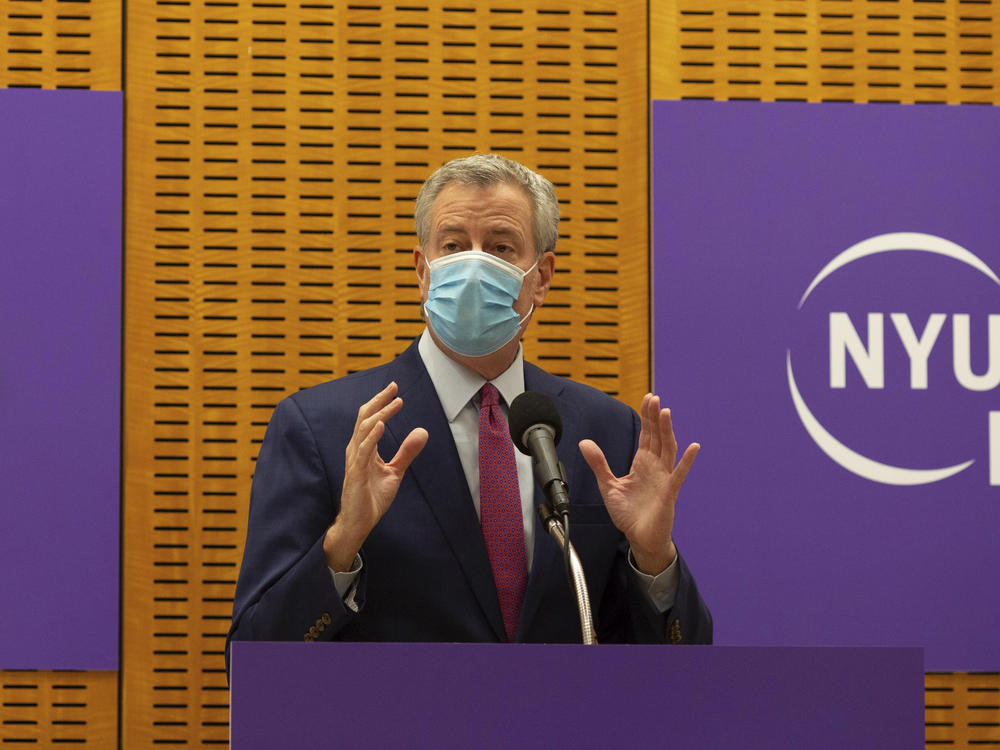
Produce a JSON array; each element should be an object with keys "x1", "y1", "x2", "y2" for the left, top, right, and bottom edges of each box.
[
  {"x1": 0, "y1": 89, "x2": 121, "y2": 670},
  {"x1": 231, "y1": 642, "x2": 924, "y2": 749},
  {"x1": 652, "y1": 100, "x2": 999, "y2": 670}
]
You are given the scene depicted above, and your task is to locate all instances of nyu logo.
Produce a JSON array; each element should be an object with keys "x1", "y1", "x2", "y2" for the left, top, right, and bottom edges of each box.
[{"x1": 787, "y1": 233, "x2": 1000, "y2": 486}]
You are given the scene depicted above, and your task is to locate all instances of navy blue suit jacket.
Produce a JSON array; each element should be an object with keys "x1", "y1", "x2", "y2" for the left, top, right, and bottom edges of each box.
[{"x1": 228, "y1": 340, "x2": 711, "y2": 664}]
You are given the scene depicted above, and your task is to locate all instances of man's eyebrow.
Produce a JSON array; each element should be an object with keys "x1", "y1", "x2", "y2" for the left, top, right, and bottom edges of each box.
[
  {"x1": 435, "y1": 224, "x2": 523, "y2": 240},
  {"x1": 482, "y1": 226, "x2": 524, "y2": 240}
]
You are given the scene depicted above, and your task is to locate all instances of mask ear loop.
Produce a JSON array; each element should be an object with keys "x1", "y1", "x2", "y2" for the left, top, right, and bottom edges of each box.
[
  {"x1": 522, "y1": 257, "x2": 539, "y2": 279},
  {"x1": 511, "y1": 256, "x2": 540, "y2": 331},
  {"x1": 509, "y1": 257, "x2": 542, "y2": 343}
]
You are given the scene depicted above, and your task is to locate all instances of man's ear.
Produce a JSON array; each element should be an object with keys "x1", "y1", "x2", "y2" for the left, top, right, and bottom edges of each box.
[
  {"x1": 414, "y1": 245, "x2": 429, "y2": 299},
  {"x1": 532, "y1": 251, "x2": 556, "y2": 307}
]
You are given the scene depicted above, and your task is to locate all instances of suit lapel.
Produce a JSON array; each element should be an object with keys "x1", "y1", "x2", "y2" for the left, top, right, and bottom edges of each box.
[
  {"x1": 516, "y1": 364, "x2": 568, "y2": 640},
  {"x1": 383, "y1": 345, "x2": 506, "y2": 642}
]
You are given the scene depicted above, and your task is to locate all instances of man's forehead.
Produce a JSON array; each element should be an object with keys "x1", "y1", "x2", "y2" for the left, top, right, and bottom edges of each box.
[
  {"x1": 430, "y1": 184, "x2": 532, "y2": 226},
  {"x1": 432, "y1": 180, "x2": 530, "y2": 208}
]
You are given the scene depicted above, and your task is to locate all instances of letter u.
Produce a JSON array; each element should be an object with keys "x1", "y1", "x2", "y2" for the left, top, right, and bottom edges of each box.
[{"x1": 953, "y1": 314, "x2": 1000, "y2": 391}]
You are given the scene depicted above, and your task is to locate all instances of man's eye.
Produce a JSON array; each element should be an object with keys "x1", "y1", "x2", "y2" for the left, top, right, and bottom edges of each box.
[
  {"x1": 494, "y1": 244, "x2": 512, "y2": 254},
  {"x1": 443, "y1": 242, "x2": 460, "y2": 252}
]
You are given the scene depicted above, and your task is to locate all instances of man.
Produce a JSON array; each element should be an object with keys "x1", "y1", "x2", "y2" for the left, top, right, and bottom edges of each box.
[{"x1": 227, "y1": 154, "x2": 710, "y2": 663}]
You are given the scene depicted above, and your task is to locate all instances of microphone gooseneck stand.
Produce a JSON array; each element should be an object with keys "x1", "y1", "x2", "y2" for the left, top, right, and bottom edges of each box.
[
  {"x1": 508, "y1": 390, "x2": 596, "y2": 644},
  {"x1": 538, "y1": 504, "x2": 597, "y2": 645}
]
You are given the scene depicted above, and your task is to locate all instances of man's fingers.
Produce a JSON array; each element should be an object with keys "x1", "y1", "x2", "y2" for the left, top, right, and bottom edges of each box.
[
  {"x1": 353, "y1": 418, "x2": 386, "y2": 469},
  {"x1": 671, "y1": 442, "x2": 700, "y2": 487},
  {"x1": 389, "y1": 427, "x2": 429, "y2": 474},
  {"x1": 660, "y1": 407, "x2": 678, "y2": 468},
  {"x1": 349, "y1": 396, "x2": 403, "y2": 460},
  {"x1": 352, "y1": 382, "x2": 399, "y2": 443},
  {"x1": 579, "y1": 439, "x2": 615, "y2": 490},
  {"x1": 637, "y1": 393, "x2": 652, "y2": 453},
  {"x1": 646, "y1": 395, "x2": 663, "y2": 458},
  {"x1": 365, "y1": 397, "x2": 403, "y2": 433}
]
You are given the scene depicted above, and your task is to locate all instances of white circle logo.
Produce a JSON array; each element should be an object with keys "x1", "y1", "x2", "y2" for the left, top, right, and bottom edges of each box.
[{"x1": 787, "y1": 232, "x2": 1000, "y2": 486}]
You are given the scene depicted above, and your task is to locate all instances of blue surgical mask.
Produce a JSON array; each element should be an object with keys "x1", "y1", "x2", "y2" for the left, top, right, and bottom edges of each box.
[{"x1": 424, "y1": 250, "x2": 537, "y2": 357}]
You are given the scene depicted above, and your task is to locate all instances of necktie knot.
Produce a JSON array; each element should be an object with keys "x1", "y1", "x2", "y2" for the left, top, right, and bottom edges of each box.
[{"x1": 479, "y1": 382, "x2": 501, "y2": 410}]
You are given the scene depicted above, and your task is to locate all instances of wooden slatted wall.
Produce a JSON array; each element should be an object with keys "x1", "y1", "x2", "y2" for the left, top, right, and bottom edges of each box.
[
  {"x1": 122, "y1": 0, "x2": 648, "y2": 745},
  {"x1": 650, "y1": 1, "x2": 1000, "y2": 747},
  {"x1": 652, "y1": 0, "x2": 999, "y2": 104},
  {"x1": 0, "y1": 672, "x2": 117, "y2": 746},
  {"x1": 927, "y1": 672, "x2": 1000, "y2": 746},
  {"x1": 1, "y1": 0, "x2": 119, "y2": 89},
  {"x1": 1, "y1": 1, "x2": 120, "y2": 746}
]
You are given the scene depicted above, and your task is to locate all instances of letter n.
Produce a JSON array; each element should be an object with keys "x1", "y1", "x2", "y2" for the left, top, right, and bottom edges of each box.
[{"x1": 830, "y1": 312, "x2": 884, "y2": 389}]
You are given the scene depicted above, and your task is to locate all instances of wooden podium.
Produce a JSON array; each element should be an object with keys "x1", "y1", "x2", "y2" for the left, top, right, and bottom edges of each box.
[{"x1": 230, "y1": 642, "x2": 923, "y2": 748}]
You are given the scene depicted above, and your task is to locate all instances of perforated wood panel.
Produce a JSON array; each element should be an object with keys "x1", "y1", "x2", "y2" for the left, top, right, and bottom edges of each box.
[
  {"x1": 122, "y1": 1, "x2": 648, "y2": 745},
  {"x1": 927, "y1": 672, "x2": 1000, "y2": 746},
  {"x1": 652, "y1": 0, "x2": 999, "y2": 103},
  {"x1": 0, "y1": 671, "x2": 117, "y2": 746},
  {"x1": 652, "y1": 2, "x2": 1000, "y2": 747},
  {"x1": 0, "y1": 0, "x2": 120, "y2": 89}
]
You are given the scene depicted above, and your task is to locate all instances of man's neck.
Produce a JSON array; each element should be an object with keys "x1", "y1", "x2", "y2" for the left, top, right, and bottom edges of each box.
[{"x1": 426, "y1": 325, "x2": 521, "y2": 381}]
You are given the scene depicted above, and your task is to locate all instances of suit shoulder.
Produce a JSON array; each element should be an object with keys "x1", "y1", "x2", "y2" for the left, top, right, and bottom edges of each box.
[
  {"x1": 282, "y1": 343, "x2": 422, "y2": 419},
  {"x1": 524, "y1": 361, "x2": 637, "y2": 425}
]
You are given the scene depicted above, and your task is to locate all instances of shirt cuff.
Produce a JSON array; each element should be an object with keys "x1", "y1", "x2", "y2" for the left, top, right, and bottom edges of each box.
[
  {"x1": 628, "y1": 548, "x2": 679, "y2": 614},
  {"x1": 329, "y1": 553, "x2": 363, "y2": 613}
]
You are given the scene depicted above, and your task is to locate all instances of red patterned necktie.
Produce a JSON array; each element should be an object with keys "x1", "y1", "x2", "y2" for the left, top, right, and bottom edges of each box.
[{"x1": 478, "y1": 382, "x2": 528, "y2": 642}]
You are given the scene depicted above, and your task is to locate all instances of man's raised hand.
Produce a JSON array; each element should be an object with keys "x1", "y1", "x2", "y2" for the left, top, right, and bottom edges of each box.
[
  {"x1": 578, "y1": 394, "x2": 699, "y2": 575},
  {"x1": 323, "y1": 381, "x2": 428, "y2": 571}
]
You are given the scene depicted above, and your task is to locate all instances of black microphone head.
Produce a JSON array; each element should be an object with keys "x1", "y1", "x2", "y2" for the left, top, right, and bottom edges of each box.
[{"x1": 508, "y1": 391, "x2": 563, "y2": 455}]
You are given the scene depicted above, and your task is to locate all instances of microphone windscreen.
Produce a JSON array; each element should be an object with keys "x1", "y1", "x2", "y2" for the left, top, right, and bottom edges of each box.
[{"x1": 508, "y1": 391, "x2": 563, "y2": 454}]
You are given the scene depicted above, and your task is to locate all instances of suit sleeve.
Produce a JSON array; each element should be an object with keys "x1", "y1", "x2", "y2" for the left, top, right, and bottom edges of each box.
[
  {"x1": 616, "y1": 409, "x2": 713, "y2": 645},
  {"x1": 624, "y1": 548, "x2": 713, "y2": 644},
  {"x1": 226, "y1": 396, "x2": 364, "y2": 675}
]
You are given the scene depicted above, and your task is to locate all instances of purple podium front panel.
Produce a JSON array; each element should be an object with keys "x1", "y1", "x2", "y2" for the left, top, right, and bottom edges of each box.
[
  {"x1": 230, "y1": 642, "x2": 923, "y2": 749},
  {"x1": 652, "y1": 100, "x2": 1000, "y2": 671},
  {"x1": 0, "y1": 89, "x2": 121, "y2": 670}
]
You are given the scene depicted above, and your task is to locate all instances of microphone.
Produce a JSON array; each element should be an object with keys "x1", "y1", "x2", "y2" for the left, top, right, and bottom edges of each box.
[{"x1": 509, "y1": 391, "x2": 570, "y2": 516}]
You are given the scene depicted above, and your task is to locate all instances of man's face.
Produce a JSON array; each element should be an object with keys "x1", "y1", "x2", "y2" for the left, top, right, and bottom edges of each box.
[{"x1": 415, "y1": 181, "x2": 554, "y2": 322}]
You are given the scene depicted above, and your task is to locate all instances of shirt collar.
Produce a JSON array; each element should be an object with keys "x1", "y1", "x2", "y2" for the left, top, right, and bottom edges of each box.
[{"x1": 417, "y1": 328, "x2": 525, "y2": 420}]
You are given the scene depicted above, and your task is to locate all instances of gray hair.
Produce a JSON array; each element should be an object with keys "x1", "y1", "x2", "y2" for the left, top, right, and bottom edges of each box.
[{"x1": 414, "y1": 154, "x2": 560, "y2": 257}]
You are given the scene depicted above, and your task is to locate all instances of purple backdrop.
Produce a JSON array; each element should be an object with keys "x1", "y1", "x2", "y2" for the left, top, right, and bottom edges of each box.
[
  {"x1": 0, "y1": 89, "x2": 121, "y2": 670},
  {"x1": 231, "y1": 642, "x2": 923, "y2": 749},
  {"x1": 653, "y1": 100, "x2": 999, "y2": 671}
]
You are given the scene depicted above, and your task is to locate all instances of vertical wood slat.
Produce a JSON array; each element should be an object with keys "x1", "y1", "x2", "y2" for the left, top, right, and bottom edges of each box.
[
  {"x1": 651, "y1": 2, "x2": 1000, "y2": 748},
  {"x1": 0, "y1": 671, "x2": 117, "y2": 745},
  {"x1": 123, "y1": 1, "x2": 648, "y2": 746}
]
